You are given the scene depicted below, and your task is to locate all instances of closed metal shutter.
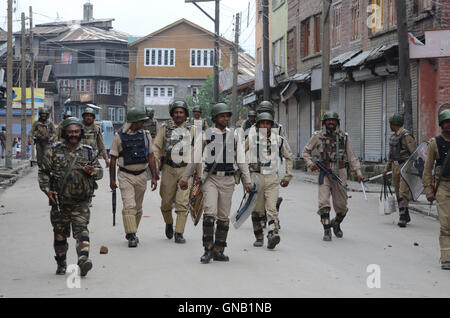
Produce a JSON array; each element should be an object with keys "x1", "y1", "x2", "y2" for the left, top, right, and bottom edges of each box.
[
  {"x1": 345, "y1": 83, "x2": 362, "y2": 158},
  {"x1": 299, "y1": 92, "x2": 311, "y2": 157},
  {"x1": 288, "y1": 97, "x2": 298, "y2": 156},
  {"x1": 278, "y1": 101, "x2": 288, "y2": 138},
  {"x1": 364, "y1": 79, "x2": 383, "y2": 162},
  {"x1": 329, "y1": 86, "x2": 340, "y2": 113}
]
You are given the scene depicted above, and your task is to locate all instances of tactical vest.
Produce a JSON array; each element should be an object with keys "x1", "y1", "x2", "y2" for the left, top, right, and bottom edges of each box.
[
  {"x1": 82, "y1": 125, "x2": 100, "y2": 150},
  {"x1": 435, "y1": 135, "x2": 450, "y2": 177},
  {"x1": 143, "y1": 119, "x2": 157, "y2": 136},
  {"x1": 389, "y1": 130, "x2": 410, "y2": 161},
  {"x1": 163, "y1": 120, "x2": 191, "y2": 158},
  {"x1": 320, "y1": 130, "x2": 348, "y2": 163},
  {"x1": 205, "y1": 132, "x2": 234, "y2": 172},
  {"x1": 118, "y1": 130, "x2": 149, "y2": 166},
  {"x1": 34, "y1": 120, "x2": 54, "y2": 141},
  {"x1": 249, "y1": 129, "x2": 273, "y2": 172}
]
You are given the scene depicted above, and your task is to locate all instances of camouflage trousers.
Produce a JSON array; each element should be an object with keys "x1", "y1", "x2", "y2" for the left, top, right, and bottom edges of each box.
[
  {"x1": 50, "y1": 200, "x2": 90, "y2": 267},
  {"x1": 36, "y1": 143, "x2": 50, "y2": 167}
]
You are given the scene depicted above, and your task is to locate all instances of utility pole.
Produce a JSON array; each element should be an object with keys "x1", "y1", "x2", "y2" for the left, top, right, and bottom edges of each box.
[
  {"x1": 30, "y1": 6, "x2": 35, "y2": 161},
  {"x1": 21, "y1": 12, "x2": 27, "y2": 160},
  {"x1": 231, "y1": 13, "x2": 240, "y2": 126},
  {"x1": 6, "y1": 0, "x2": 13, "y2": 169},
  {"x1": 213, "y1": 0, "x2": 220, "y2": 103},
  {"x1": 320, "y1": 0, "x2": 331, "y2": 129},
  {"x1": 395, "y1": 0, "x2": 413, "y2": 132},
  {"x1": 262, "y1": 0, "x2": 270, "y2": 101}
]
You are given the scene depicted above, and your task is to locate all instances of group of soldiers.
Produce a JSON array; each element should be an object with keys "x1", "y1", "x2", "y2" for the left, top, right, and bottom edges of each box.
[{"x1": 32, "y1": 100, "x2": 450, "y2": 276}]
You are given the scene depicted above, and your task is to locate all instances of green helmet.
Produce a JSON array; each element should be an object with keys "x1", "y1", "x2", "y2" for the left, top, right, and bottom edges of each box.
[
  {"x1": 61, "y1": 117, "x2": 83, "y2": 130},
  {"x1": 211, "y1": 102, "x2": 232, "y2": 121},
  {"x1": 127, "y1": 107, "x2": 149, "y2": 123},
  {"x1": 439, "y1": 109, "x2": 450, "y2": 126},
  {"x1": 193, "y1": 105, "x2": 202, "y2": 113},
  {"x1": 39, "y1": 107, "x2": 50, "y2": 115},
  {"x1": 322, "y1": 111, "x2": 340, "y2": 124},
  {"x1": 389, "y1": 113, "x2": 404, "y2": 126},
  {"x1": 146, "y1": 107, "x2": 155, "y2": 116},
  {"x1": 248, "y1": 110, "x2": 257, "y2": 117},
  {"x1": 256, "y1": 112, "x2": 274, "y2": 125},
  {"x1": 256, "y1": 101, "x2": 274, "y2": 116},
  {"x1": 169, "y1": 100, "x2": 188, "y2": 117},
  {"x1": 82, "y1": 107, "x2": 96, "y2": 117}
]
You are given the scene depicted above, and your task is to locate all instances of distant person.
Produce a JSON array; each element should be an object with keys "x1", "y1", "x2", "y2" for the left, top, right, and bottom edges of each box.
[{"x1": 0, "y1": 127, "x2": 6, "y2": 158}]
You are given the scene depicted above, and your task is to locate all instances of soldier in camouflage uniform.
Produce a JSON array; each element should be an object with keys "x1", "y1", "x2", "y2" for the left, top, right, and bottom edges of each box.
[
  {"x1": 423, "y1": 109, "x2": 450, "y2": 270},
  {"x1": 81, "y1": 107, "x2": 110, "y2": 168},
  {"x1": 188, "y1": 105, "x2": 209, "y2": 131},
  {"x1": 38, "y1": 117, "x2": 103, "y2": 276},
  {"x1": 303, "y1": 111, "x2": 364, "y2": 241},
  {"x1": 245, "y1": 112, "x2": 293, "y2": 249},
  {"x1": 241, "y1": 109, "x2": 257, "y2": 134},
  {"x1": 32, "y1": 107, "x2": 56, "y2": 167},
  {"x1": 56, "y1": 110, "x2": 72, "y2": 142},
  {"x1": 154, "y1": 100, "x2": 194, "y2": 244},
  {"x1": 143, "y1": 107, "x2": 159, "y2": 139},
  {"x1": 383, "y1": 113, "x2": 416, "y2": 227},
  {"x1": 0, "y1": 126, "x2": 6, "y2": 158}
]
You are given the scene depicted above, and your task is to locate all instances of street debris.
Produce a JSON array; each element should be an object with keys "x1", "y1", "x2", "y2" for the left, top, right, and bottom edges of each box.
[{"x1": 100, "y1": 246, "x2": 109, "y2": 254}]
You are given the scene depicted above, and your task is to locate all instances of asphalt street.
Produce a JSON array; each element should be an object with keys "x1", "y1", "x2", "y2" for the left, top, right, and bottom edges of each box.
[{"x1": 0, "y1": 163, "x2": 448, "y2": 298}]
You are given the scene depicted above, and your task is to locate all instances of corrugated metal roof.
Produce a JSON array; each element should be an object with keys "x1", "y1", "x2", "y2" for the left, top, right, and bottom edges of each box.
[
  {"x1": 343, "y1": 44, "x2": 397, "y2": 68},
  {"x1": 330, "y1": 50, "x2": 361, "y2": 66},
  {"x1": 290, "y1": 72, "x2": 311, "y2": 82},
  {"x1": 45, "y1": 25, "x2": 129, "y2": 43},
  {"x1": 366, "y1": 43, "x2": 398, "y2": 62}
]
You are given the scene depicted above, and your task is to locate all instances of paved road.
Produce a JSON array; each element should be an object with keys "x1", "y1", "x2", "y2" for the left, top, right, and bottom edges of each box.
[{"x1": 0, "y1": 164, "x2": 448, "y2": 298}]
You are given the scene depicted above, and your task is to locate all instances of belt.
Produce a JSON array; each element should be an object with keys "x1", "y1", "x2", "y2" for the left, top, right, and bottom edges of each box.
[
  {"x1": 323, "y1": 162, "x2": 346, "y2": 169},
  {"x1": 206, "y1": 170, "x2": 235, "y2": 176},
  {"x1": 119, "y1": 167, "x2": 147, "y2": 176},
  {"x1": 165, "y1": 158, "x2": 188, "y2": 168}
]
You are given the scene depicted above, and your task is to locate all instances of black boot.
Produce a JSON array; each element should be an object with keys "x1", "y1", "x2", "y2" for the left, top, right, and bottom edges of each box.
[
  {"x1": 398, "y1": 208, "x2": 408, "y2": 228},
  {"x1": 165, "y1": 223, "x2": 174, "y2": 239},
  {"x1": 213, "y1": 251, "x2": 229, "y2": 261},
  {"x1": 200, "y1": 248, "x2": 214, "y2": 264},
  {"x1": 127, "y1": 233, "x2": 138, "y2": 247},
  {"x1": 174, "y1": 233, "x2": 186, "y2": 244},
  {"x1": 267, "y1": 230, "x2": 280, "y2": 249},
  {"x1": 201, "y1": 216, "x2": 215, "y2": 264},
  {"x1": 441, "y1": 262, "x2": 450, "y2": 270},
  {"x1": 78, "y1": 259, "x2": 93, "y2": 277},
  {"x1": 54, "y1": 256, "x2": 66, "y2": 275},
  {"x1": 331, "y1": 214, "x2": 345, "y2": 238},
  {"x1": 276, "y1": 197, "x2": 283, "y2": 229},
  {"x1": 323, "y1": 228, "x2": 332, "y2": 241},
  {"x1": 251, "y1": 212, "x2": 264, "y2": 247},
  {"x1": 405, "y1": 208, "x2": 411, "y2": 223},
  {"x1": 214, "y1": 219, "x2": 230, "y2": 261}
]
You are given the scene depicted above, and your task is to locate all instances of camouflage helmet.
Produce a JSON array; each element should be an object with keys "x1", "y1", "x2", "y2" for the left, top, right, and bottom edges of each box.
[
  {"x1": 439, "y1": 109, "x2": 450, "y2": 126},
  {"x1": 127, "y1": 107, "x2": 149, "y2": 123},
  {"x1": 82, "y1": 107, "x2": 96, "y2": 117},
  {"x1": 322, "y1": 111, "x2": 340, "y2": 124},
  {"x1": 146, "y1": 107, "x2": 155, "y2": 116},
  {"x1": 38, "y1": 107, "x2": 50, "y2": 115},
  {"x1": 61, "y1": 117, "x2": 83, "y2": 130},
  {"x1": 193, "y1": 105, "x2": 202, "y2": 113},
  {"x1": 389, "y1": 113, "x2": 404, "y2": 126},
  {"x1": 169, "y1": 100, "x2": 189, "y2": 117},
  {"x1": 256, "y1": 112, "x2": 274, "y2": 125},
  {"x1": 248, "y1": 110, "x2": 257, "y2": 117},
  {"x1": 256, "y1": 101, "x2": 274, "y2": 116},
  {"x1": 210, "y1": 102, "x2": 232, "y2": 121}
]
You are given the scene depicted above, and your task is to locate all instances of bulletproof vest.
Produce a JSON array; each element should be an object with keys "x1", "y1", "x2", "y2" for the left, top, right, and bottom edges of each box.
[
  {"x1": 389, "y1": 130, "x2": 410, "y2": 161},
  {"x1": 320, "y1": 130, "x2": 347, "y2": 163},
  {"x1": 82, "y1": 125, "x2": 100, "y2": 151},
  {"x1": 143, "y1": 119, "x2": 157, "y2": 136},
  {"x1": 249, "y1": 129, "x2": 273, "y2": 172},
  {"x1": 205, "y1": 132, "x2": 234, "y2": 172},
  {"x1": 118, "y1": 130, "x2": 148, "y2": 166},
  {"x1": 163, "y1": 120, "x2": 191, "y2": 157},
  {"x1": 435, "y1": 135, "x2": 450, "y2": 177}
]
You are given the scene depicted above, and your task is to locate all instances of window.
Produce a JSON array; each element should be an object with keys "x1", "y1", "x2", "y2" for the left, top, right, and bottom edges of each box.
[
  {"x1": 272, "y1": 37, "x2": 285, "y2": 75},
  {"x1": 314, "y1": 15, "x2": 321, "y2": 53},
  {"x1": 144, "y1": 48, "x2": 176, "y2": 66},
  {"x1": 302, "y1": 19, "x2": 310, "y2": 57},
  {"x1": 287, "y1": 28, "x2": 296, "y2": 72},
  {"x1": 108, "y1": 107, "x2": 125, "y2": 123},
  {"x1": 167, "y1": 87, "x2": 173, "y2": 97},
  {"x1": 114, "y1": 81, "x2": 122, "y2": 96},
  {"x1": 144, "y1": 86, "x2": 174, "y2": 105},
  {"x1": 76, "y1": 79, "x2": 91, "y2": 92},
  {"x1": 78, "y1": 50, "x2": 95, "y2": 63},
  {"x1": 59, "y1": 79, "x2": 70, "y2": 88},
  {"x1": 388, "y1": 0, "x2": 397, "y2": 28},
  {"x1": 351, "y1": 0, "x2": 361, "y2": 40},
  {"x1": 117, "y1": 107, "x2": 124, "y2": 123},
  {"x1": 108, "y1": 107, "x2": 116, "y2": 122},
  {"x1": 190, "y1": 49, "x2": 215, "y2": 67},
  {"x1": 57, "y1": 51, "x2": 72, "y2": 64},
  {"x1": 98, "y1": 80, "x2": 110, "y2": 95},
  {"x1": 332, "y1": 3, "x2": 342, "y2": 47},
  {"x1": 191, "y1": 87, "x2": 199, "y2": 97}
]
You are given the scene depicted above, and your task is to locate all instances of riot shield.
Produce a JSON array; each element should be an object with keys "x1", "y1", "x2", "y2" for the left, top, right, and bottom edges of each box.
[
  {"x1": 231, "y1": 173, "x2": 261, "y2": 229},
  {"x1": 400, "y1": 141, "x2": 428, "y2": 201}
]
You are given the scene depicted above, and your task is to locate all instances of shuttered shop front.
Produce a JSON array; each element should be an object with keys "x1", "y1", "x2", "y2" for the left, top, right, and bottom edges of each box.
[
  {"x1": 364, "y1": 79, "x2": 383, "y2": 162},
  {"x1": 299, "y1": 92, "x2": 311, "y2": 156},
  {"x1": 345, "y1": 83, "x2": 362, "y2": 158}
]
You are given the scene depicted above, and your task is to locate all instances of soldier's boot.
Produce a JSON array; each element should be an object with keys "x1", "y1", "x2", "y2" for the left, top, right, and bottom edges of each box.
[
  {"x1": 276, "y1": 197, "x2": 283, "y2": 229},
  {"x1": 213, "y1": 219, "x2": 230, "y2": 262},
  {"x1": 126, "y1": 233, "x2": 138, "y2": 247},
  {"x1": 125, "y1": 233, "x2": 139, "y2": 244},
  {"x1": 174, "y1": 211, "x2": 187, "y2": 243},
  {"x1": 262, "y1": 211, "x2": 267, "y2": 229},
  {"x1": 201, "y1": 216, "x2": 215, "y2": 264},
  {"x1": 251, "y1": 212, "x2": 264, "y2": 247},
  {"x1": 405, "y1": 208, "x2": 411, "y2": 224},
  {"x1": 441, "y1": 262, "x2": 450, "y2": 270},
  {"x1": 174, "y1": 233, "x2": 186, "y2": 244},
  {"x1": 331, "y1": 213, "x2": 345, "y2": 238},
  {"x1": 78, "y1": 259, "x2": 93, "y2": 277},
  {"x1": 398, "y1": 208, "x2": 408, "y2": 228},
  {"x1": 54, "y1": 256, "x2": 67, "y2": 275},
  {"x1": 319, "y1": 208, "x2": 332, "y2": 241},
  {"x1": 267, "y1": 230, "x2": 281, "y2": 250},
  {"x1": 165, "y1": 224, "x2": 174, "y2": 239}
]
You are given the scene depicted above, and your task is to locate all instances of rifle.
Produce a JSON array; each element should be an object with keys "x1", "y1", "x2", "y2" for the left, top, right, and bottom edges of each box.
[
  {"x1": 315, "y1": 160, "x2": 349, "y2": 191},
  {"x1": 185, "y1": 179, "x2": 201, "y2": 218},
  {"x1": 112, "y1": 188, "x2": 116, "y2": 226},
  {"x1": 49, "y1": 173, "x2": 61, "y2": 215}
]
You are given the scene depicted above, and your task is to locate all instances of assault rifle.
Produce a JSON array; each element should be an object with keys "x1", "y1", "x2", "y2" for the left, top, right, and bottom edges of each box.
[
  {"x1": 112, "y1": 188, "x2": 116, "y2": 226},
  {"x1": 49, "y1": 173, "x2": 61, "y2": 215},
  {"x1": 315, "y1": 161, "x2": 348, "y2": 191}
]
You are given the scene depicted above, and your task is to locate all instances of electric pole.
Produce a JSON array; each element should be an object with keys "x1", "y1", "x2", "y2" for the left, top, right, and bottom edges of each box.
[
  {"x1": 21, "y1": 12, "x2": 27, "y2": 160},
  {"x1": 6, "y1": 0, "x2": 13, "y2": 169},
  {"x1": 262, "y1": 0, "x2": 270, "y2": 101},
  {"x1": 231, "y1": 13, "x2": 240, "y2": 126},
  {"x1": 321, "y1": 0, "x2": 331, "y2": 130},
  {"x1": 213, "y1": 0, "x2": 220, "y2": 103},
  {"x1": 395, "y1": 0, "x2": 413, "y2": 133},
  {"x1": 30, "y1": 6, "x2": 35, "y2": 161}
]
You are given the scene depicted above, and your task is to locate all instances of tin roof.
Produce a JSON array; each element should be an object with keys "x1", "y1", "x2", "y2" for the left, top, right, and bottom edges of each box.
[
  {"x1": 330, "y1": 50, "x2": 361, "y2": 66},
  {"x1": 44, "y1": 25, "x2": 129, "y2": 43}
]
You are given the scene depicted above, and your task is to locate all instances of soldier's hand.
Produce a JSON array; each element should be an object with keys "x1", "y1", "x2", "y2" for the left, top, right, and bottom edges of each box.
[
  {"x1": 105, "y1": 159, "x2": 110, "y2": 168},
  {"x1": 83, "y1": 165, "x2": 94, "y2": 176},
  {"x1": 110, "y1": 180, "x2": 118, "y2": 190},
  {"x1": 244, "y1": 183, "x2": 253, "y2": 192},
  {"x1": 382, "y1": 170, "x2": 388, "y2": 178},
  {"x1": 357, "y1": 175, "x2": 365, "y2": 183},
  {"x1": 309, "y1": 163, "x2": 319, "y2": 172},
  {"x1": 47, "y1": 191, "x2": 58, "y2": 205},
  {"x1": 151, "y1": 178, "x2": 158, "y2": 191},
  {"x1": 426, "y1": 193, "x2": 436, "y2": 203},
  {"x1": 179, "y1": 180, "x2": 189, "y2": 190},
  {"x1": 280, "y1": 179, "x2": 289, "y2": 187}
]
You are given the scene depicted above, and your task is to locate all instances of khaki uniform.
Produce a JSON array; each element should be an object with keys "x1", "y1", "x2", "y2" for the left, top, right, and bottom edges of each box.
[
  {"x1": 32, "y1": 119, "x2": 56, "y2": 167},
  {"x1": 182, "y1": 125, "x2": 251, "y2": 255},
  {"x1": 422, "y1": 136, "x2": 450, "y2": 263},
  {"x1": 110, "y1": 129, "x2": 153, "y2": 235},
  {"x1": 154, "y1": 120, "x2": 194, "y2": 235},
  {"x1": 189, "y1": 117, "x2": 208, "y2": 131},
  {"x1": 245, "y1": 127, "x2": 293, "y2": 239},
  {"x1": 82, "y1": 123, "x2": 109, "y2": 162},
  {"x1": 385, "y1": 127, "x2": 416, "y2": 209},
  {"x1": 303, "y1": 128, "x2": 362, "y2": 228}
]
